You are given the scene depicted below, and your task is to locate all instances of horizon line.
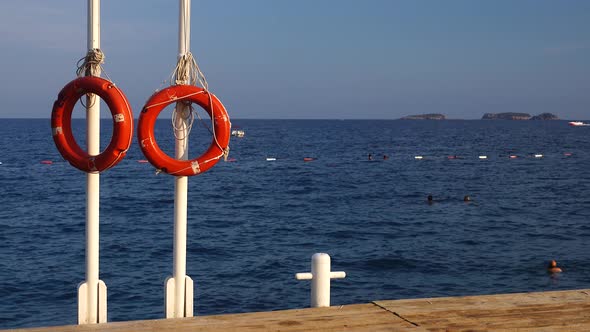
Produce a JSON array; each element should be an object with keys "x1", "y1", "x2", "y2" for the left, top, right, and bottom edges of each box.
[{"x1": 0, "y1": 117, "x2": 584, "y2": 121}]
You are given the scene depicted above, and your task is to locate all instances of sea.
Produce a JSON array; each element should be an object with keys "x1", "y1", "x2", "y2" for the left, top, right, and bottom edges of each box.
[{"x1": 1, "y1": 118, "x2": 589, "y2": 329}]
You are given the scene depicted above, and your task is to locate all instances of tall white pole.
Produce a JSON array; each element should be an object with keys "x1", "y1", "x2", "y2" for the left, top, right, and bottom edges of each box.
[
  {"x1": 86, "y1": 0, "x2": 101, "y2": 322},
  {"x1": 78, "y1": 0, "x2": 106, "y2": 324},
  {"x1": 166, "y1": 0, "x2": 194, "y2": 318}
]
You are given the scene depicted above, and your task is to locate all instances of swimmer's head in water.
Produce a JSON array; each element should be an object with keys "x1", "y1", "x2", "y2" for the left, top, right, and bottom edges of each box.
[
  {"x1": 427, "y1": 195, "x2": 433, "y2": 201},
  {"x1": 547, "y1": 260, "x2": 562, "y2": 273},
  {"x1": 464, "y1": 195, "x2": 471, "y2": 201}
]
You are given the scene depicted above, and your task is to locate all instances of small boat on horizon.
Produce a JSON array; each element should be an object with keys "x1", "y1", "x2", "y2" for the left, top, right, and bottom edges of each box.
[
  {"x1": 231, "y1": 129, "x2": 245, "y2": 137},
  {"x1": 568, "y1": 121, "x2": 590, "y2": 126}
]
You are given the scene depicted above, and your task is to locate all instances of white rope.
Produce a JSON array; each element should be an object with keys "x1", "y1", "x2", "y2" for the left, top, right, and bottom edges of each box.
[
  {"x1": 156, "y1": 6, "x2": 230, "y2": 167},
  {"x1": 144, "y1": 91, "x2": 207, "y2": 110},
  {"x1": 172, "y1": 102, "x2": 195, "y2": 140},
  {"x1": 76, "y1": 48, "x2": 115, "y2": 82},
  {"x1": 76, "y1": 48, "x2": 117, "y2": 110},
  {"x1": 171, "y1": 52, "x2": 209, "y2": 89},
  {"x1": 192, "y1": 97, "x2": 230, "y2": 161},
  {"x1": 168, "y1": 51, "x2": 229, "y2": 161},
  {"x1": 76, "y1": 48, "x2": 104, "y2": 77}
]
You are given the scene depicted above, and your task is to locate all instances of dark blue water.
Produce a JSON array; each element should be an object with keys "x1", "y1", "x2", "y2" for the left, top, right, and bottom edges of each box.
[{"x1": 1, "y1": 119, "x2": 589, "y2": 329}]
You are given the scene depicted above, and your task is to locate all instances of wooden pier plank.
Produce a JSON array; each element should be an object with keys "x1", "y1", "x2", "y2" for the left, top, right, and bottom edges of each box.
[
  {"x1": 9, "y1": 303, "x2": 419, "y2": 332},
  {"x1": 7, "y1": 289, "x2": 590, "y2": 331},
  {"x1": 375, "y1": 289, "x2": 590, "y2": 331}
]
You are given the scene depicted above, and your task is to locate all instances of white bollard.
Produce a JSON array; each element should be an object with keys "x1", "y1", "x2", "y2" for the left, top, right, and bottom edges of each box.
[{"x1": 295, "y1": 253, "x2": 346, "y2": 307}]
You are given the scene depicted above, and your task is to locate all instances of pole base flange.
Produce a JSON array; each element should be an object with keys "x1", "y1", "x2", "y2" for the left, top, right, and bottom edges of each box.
[
  {"x1": 165, "y1": 275, "x2": 193, "y2": 318},
  {"x1": 78, "y1": 279, "x2": 107, "y2": 324}
]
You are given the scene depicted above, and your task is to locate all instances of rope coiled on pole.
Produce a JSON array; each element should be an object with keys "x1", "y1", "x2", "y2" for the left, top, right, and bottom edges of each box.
[
  {"x1": 170, "y1": 52, "x2": 228, "y2": 160},
  {"x1": 76, "y1": 48, "x2": 105, "y2": 77}
]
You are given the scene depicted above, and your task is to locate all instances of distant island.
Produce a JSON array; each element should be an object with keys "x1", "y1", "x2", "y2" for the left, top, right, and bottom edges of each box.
[
  {"x1": 530, "y1": 113, "x2": 559, "y2": 120},
  {"x1": 482, "y1": 112, "x2": 559, "y2": 120},
  {"x1": 401, "y1": 113, "x2": 446, "y2": 120},
  {"x1": 397, "y1": 112, "x2": 559, "y2": 120},
  {"x1": 482, "y1": 112, "x2": 531, "y2": 120}
]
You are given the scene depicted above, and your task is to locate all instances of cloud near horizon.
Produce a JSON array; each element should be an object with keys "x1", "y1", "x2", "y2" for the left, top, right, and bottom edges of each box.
[{"x1": 543, "y1": 42, "x2": 590, "y2": 56}]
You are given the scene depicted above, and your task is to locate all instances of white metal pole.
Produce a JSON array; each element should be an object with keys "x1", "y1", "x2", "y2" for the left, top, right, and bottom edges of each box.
[
  {"x1": 86, "y1": 0, "x2": 101, "y2": 323},
  {"x1": 168, "y1": 0, "x2": 193, "y2": 318},
  {"x1": 311, "y1": 253, "x2": 331, "y2": 307},
  {"x1": 78, "y1": 0, "x2": 106, "y2": 324},
  {"x1": 178, "y1": 0, "x2": 190, "y2": 55},
  {"x1": 295, "y1": 253, "x2": 346, "y2": 308}
]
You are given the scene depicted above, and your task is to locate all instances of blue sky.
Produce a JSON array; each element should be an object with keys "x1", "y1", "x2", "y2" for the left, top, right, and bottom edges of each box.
[{"x1": 1, "y1": 0, "x2": 588, "y2": 119}]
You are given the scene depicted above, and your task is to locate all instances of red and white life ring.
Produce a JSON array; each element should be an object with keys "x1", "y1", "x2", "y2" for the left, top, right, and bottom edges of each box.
[
  {"x1": 51, "y1": 76, "x2": 133, "y2": 173},
  {"x1": 137, "y1": 85, "x2": 231, "y2": 176}
]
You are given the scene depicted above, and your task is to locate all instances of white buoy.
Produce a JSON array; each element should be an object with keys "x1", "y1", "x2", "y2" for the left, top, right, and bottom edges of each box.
[
  {"x1": 165, "y1": 0, "x2": 194, "y2": 319},
  {"x1": 414, "y1": 156, "x2": 423, "y2": 160},
  {"x1": 77, "y1": 0, "x2": 107, "y2": 325},
  {"x1": 295, "y1": 253, "x2": 346, "y2": 308},
  {"x1": 266, "y1": 157, "x2": 277, "y2": 161},
  {"x1": 534, "y1": 154, "x2": 543, "y2": 158},
  {"x1": 478, "y1": 155, "x2": 487, "y2": 159}
]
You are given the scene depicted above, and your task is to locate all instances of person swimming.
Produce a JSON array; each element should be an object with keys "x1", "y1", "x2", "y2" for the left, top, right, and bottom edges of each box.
[
  {"x1": 547, "y1": 260, "x2": 562, "y2": 274},
  {"x1": 463, "y1": 195, "x2": 471, "y2": 202},
  {"x1": 427, "y1": 195, "x2": 433, "y2": 204}
]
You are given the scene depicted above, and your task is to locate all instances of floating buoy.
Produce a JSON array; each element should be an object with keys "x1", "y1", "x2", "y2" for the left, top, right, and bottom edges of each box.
[
  {"x1": 137, "y1": 84, "x2": 231, "y2": 176},
  {"x1": 414, "y1": 156, "x2": 423, "y2": 160},
  {"x1": 0, "y1": 161, "x2": 3, "y2": 165},
  {"x1": 303, "y1": 157, "x2": 315, "y2": 162},
  {"x1": 41, "y1": 160, "x2": 53, "y2": 165},
  {"x1": 509, "y1": 155, "x2": 518, "y2": 159},
  {"x1": 534, "y1": 154, "x2": 543, "y2": 158},
  {"x1": 478, "y1": 155, "x2": 487, "y2": 159},
  {"x1": 51, "y1": 76, "x2": 134, "y2": 173},
  {"x1": 266, "y1": 157, "x2": 276, "y2": 161},
  {"x1": 137, "y1": 159, "x2": 149, "y2": 163},
  {"x1": 564, "y1": 152, "x2": 573, "y2": 157}
]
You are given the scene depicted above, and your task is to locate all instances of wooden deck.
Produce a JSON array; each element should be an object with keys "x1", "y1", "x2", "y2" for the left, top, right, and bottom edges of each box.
[{"x1": 8, "y1": 289, "x2": 590, "y2": 331}]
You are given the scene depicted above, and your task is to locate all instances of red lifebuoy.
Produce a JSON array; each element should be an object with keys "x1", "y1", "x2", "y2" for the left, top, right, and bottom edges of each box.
[
  {"x1": 51, "y1": 76, "x2": 133, "y2": 173},
  {"x1": 137, "y1": 85, "x2": 231, "y2": 176}
]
